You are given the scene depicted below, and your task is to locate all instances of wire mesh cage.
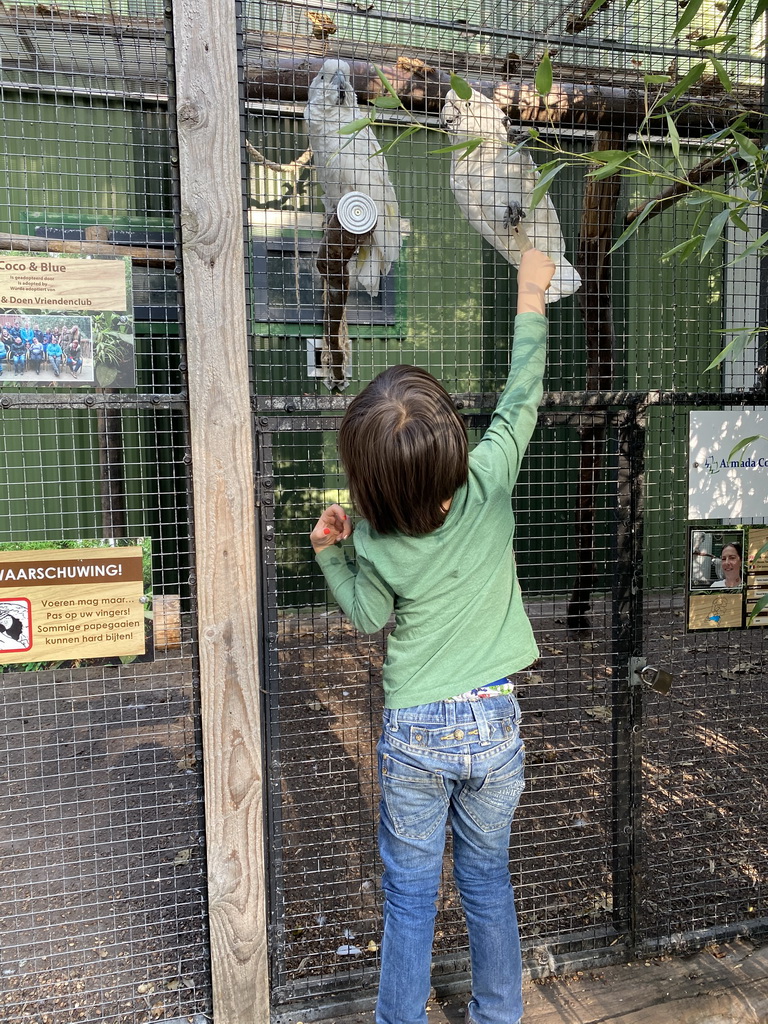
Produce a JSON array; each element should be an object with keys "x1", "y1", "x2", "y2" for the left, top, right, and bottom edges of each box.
[
  {"x1": 2, "y1": 0, "x2": 768, "y2": 1022},
  {"x1": 0, "y1": 3, "x2": 210, "y2": 1023},
  {"x1": 247, "y1": 0, "x2": 768, "y2": 1014}
]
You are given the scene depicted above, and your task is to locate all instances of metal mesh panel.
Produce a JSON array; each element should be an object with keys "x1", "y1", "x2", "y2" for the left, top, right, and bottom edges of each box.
[
  {"x1": 0, "y1": 4, "x2": 210, "y2": 1023},
  {"x1": 641, "y1": 404, "x2": 768, "y2": 948},
  {"x1": 249, "y1": 0, "x2": 768, "y2": 1015}
]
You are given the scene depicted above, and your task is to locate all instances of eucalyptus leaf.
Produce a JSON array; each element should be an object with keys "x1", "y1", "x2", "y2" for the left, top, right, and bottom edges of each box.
[
  {"x1": 729, "y1": 229, "x2": 768, "y2": 264},
  {"x1": 673, "y1": 0, "x2": 706, "y2": 37},
  {"x1": 703, "y1": 330, "x2": 759, "y2": 372},
  {"x1": 660, "y1": 235, "x2": 704, "y2": 263},
  {"x1": 731, "y1": 130, "x2": 760, "y2": 159},
  {"x1": 588, "y1": 156, "x2": 632, "y2": 180},
  {"x1": 683, "y1": 194, "x2": 715, "y2": 206},
  {"x1": 528, "y1": 161, "x2": 568, "y2": 210},
  {"x1": 660, "y1": 62, "x2": 707, "y2": 105},
  {"x1": 700, "y1": 207, "x2": 731, "y2": 259},
  {"x1": 535, "y1": 52, "x2": 553, "y2": 97},
  {"x1": 588, "y1": 149, "x2": 632, "y2": 164},
  {"x1": 428, "y1": 136, "x2": 484, "y2": 156},
  {"x1": 729, "y1": 210, "x2": 750, "y2": 233},
  {"x1": 584, "y1": 0, "x2": 612, "y2": 17},
  {"x1": 374, "y1": 66, "x2": 400, "y2": 99},
  {"x1": 644, "y1": 74, "x2": 671, "y2": 84},
  {"x1": 748, "y1": 592, "x2": 768, "y2": 626},
  {"x1": 709, "y1": 57, "x2": 733, "y2": 94},
  {"x1": 728, "y1": 435, "x2": 762, "y2": 460},
  {"x1": 693, "y1": 34, "x2": 737, "y2": 48},
  {"x1": 665, "y1": 113, "x2": 681, "y2": 162},
  {"x1": 338, "y1": 117, "x2": 376, "y2": 135},
  {"x1": 608, "y1": 200, "x2": 657, "y2": 255},
  {"x1": 449, "y1": 73, "x2": 473, "y2": 101},
  {"x1": 372, "y1": 95, "x2": 402, "y2": 109},
  {"x1": 374, "y1": 124, "x2": 421, "y2": 155},
  {"x1": 724, "y1": 0, "x2": 749, "y2": 23}
]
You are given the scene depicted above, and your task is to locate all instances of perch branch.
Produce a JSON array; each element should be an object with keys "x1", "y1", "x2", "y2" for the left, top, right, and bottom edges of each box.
[
  {"x1": 245, "y1": 140, "x2": 312, "y2": 174},
  {"x1": 625, "y1": 151, "x2": 749, "y2": 223},
  {"x1": 248, "y1": 56, "x2": 760, "y2": 133}
]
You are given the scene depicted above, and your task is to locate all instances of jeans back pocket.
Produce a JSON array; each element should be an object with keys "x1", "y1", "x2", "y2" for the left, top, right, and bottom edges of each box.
[{"x1": 379, "y1": 748, "x2": 449, "y2": 841}]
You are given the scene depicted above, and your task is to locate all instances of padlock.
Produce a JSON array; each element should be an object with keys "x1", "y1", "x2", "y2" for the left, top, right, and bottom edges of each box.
[{"x1": 638, "y1": 664, "x2": 673, "y2": 695}]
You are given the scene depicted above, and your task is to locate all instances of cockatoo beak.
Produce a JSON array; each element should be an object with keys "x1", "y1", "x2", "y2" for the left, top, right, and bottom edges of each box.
[
  {"x1": 332, "y1": 70, "x2": 348, "y2": 105},
  {"x1": 439, "y1": 101, "x2": 460, "y2": 130}
]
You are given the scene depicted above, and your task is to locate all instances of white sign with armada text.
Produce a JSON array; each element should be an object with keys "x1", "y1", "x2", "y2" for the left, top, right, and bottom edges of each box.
[{"x1": 689, "y1": 410, "x2": 768, "y2": 519}]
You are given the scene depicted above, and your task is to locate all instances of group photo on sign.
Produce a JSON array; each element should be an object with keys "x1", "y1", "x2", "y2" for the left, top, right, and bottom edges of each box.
[
  {"x1": 0, "y1": 253, "x2": 136, "y2": 388},
  {"x1": 0, "y1": 314, "x2": 92, "y2": 383}
]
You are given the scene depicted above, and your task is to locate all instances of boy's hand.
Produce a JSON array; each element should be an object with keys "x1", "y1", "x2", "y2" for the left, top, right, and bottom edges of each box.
[
  {"x1": 517, "y1": 249, "x2": 556, "y2": 315},
  {"x1": 310, "y1": 503, "x2": 352, "y2": 553}
]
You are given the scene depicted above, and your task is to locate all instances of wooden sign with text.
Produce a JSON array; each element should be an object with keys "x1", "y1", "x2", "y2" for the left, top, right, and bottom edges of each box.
[{"x1": 0, "y1": 255, "x2": 128, "y2": 310}]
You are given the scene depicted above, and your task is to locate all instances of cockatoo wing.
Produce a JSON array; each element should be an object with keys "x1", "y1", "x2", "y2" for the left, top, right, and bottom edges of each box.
[
  {"x1": 442, "y1": 88, "x2": 581, "y2": 302},
  {"x1": 305, "y1": 59, "x2": 401, "y2": 296}
]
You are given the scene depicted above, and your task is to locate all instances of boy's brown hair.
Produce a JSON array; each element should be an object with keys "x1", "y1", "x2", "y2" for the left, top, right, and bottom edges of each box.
[{"x1": 338, "y1": 365, "x2": 468, "y2": 536}]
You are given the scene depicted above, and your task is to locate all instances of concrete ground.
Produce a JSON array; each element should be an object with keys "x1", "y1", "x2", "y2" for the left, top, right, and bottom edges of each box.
[{"x1": 286, "y1": 940, "x2": 768, "y2": 1024}]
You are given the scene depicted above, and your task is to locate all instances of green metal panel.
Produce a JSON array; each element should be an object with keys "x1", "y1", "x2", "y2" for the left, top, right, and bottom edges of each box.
[
  {"x1": 0, "y1": 91, "x2": 184, "y2": 583},
  {"x1": 0, "y1": 94, "x2": 137, "y2": 226},
  {"x1": 621, "y1": 148, "x2": 726, "y2": 590}
]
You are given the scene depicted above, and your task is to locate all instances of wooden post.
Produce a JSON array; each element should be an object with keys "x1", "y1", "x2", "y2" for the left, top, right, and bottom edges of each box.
[{"x1": 171, "y1": 3, "x2": 269, "y2": 1022}]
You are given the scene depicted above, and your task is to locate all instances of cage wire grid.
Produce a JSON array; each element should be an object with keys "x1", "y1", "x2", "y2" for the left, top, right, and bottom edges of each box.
[
  {"x1": 0, "y1": 1, "x2": 766, "y2": 1023},
  {"x1": 0, "y1": 2, "x2": 210, "y2": 1024},
  {"x1": 247, "y1": 0, "x2": 768, "y2": 1012}
]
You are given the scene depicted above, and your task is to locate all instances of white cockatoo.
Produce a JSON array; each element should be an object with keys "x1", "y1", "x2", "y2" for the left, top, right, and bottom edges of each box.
[
  {"x1": 440, "y1": 87, "x2": 581, "y2": 303},
  {"x1": 304, "y1": 58, "x2": 401, "y2": 297}
]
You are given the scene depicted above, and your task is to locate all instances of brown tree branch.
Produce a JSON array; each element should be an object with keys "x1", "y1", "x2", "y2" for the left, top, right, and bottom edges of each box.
[
  {"x1": 625, "y1": 151, "x2": 749, "y2": 223},
  {"x1": 568, "y1": 130, "x2": 625, "y2": 636},
  {"x1": 245, "y1": 139, "x2": 312, "y2": 174}
]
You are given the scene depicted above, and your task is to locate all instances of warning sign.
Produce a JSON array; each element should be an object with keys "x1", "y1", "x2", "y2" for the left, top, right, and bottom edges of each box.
[{"x1": 0, "y1": 545, "x2": 146, "y2": 664}]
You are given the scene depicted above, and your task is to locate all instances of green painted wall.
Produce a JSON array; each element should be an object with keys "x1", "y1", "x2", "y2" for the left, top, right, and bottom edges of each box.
[{"x1": 0, "y1": 91, "x2": 185, "y2": 588}]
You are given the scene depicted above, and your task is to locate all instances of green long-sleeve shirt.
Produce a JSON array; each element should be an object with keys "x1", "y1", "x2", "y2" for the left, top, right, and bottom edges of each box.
[{"x1": 315, "y1": 311, "x2": 547, "y2": 709}]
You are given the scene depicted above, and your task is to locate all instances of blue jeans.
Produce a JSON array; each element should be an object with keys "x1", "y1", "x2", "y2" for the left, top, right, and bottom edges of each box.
[{"x1": 376, "y1": 695, "x2": 525, "y2": 1024}]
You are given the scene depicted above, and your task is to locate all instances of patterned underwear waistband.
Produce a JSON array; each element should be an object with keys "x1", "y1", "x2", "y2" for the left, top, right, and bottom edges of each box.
[{"x1": 444, "y1": 677, "x2": 514, "y2": 702}]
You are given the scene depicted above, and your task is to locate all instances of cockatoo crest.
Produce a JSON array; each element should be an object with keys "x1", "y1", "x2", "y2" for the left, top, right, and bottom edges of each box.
[{"x1": 441, "y1": 87, "x2": 581, "y2": 303}]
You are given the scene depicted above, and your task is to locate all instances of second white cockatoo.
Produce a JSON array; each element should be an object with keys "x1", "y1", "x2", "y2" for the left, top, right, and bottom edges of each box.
[
  {"x1": 304, "y1": 58, "x2": 401, "y2": 298},
  {"x1": 440, "y1": 87, "x2": 581, "y2": 303}
]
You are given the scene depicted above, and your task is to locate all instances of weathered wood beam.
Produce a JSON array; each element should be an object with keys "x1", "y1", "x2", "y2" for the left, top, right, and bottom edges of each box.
[
  {"x1": 0, "y1": 232, "x2": 173, "y2": 266},
  {"x1": 248, "y1": 56, "x2": 757, "y2": 134},
  {"x1": 172, "y1": 1, "x2": 269, "y2": 1022}
]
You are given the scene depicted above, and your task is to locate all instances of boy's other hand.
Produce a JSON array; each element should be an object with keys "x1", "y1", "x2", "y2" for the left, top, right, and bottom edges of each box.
[{"x1": 311, "y1": 503, "x2": 352, "y2": 552}]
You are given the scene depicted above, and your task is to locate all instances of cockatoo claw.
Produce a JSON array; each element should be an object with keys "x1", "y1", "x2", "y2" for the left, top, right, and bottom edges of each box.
[{"x1": 503, "y1": 202, "x2": 526, "y2": 228}]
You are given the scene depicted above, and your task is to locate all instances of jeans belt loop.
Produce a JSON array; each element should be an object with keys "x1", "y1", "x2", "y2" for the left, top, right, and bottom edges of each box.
[
  {"x1": 469, "y1": 699, "x2": 492, "y2": 743},
  {"x1": 389, "y1": 707, "x2": 399, "y2": 732}
]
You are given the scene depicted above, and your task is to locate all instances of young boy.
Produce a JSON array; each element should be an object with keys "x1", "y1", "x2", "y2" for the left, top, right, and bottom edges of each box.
[{"x1": 310, "y1": 248, "x2": 555, "y2": 1024}]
